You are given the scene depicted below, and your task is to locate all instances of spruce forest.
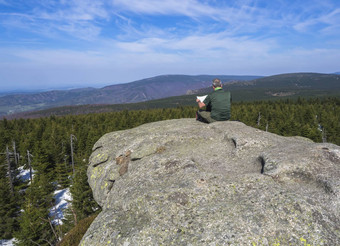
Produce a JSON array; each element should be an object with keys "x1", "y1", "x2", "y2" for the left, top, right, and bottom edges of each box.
[{"x1": 0, "y1": 97, "x2": 339, "y2": 245}]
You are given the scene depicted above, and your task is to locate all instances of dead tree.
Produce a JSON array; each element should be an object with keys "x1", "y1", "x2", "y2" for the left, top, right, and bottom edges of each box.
[
  {"x1": 0, "y1": 145, "x2": 19, "y2": 195},
  {"x1": 38, "y1": 216, "x2": 60, "y2": 246},
  {"x1": 322, "y1": 128, "x2": 327, "y2": 143},
  {"x1": 70, "y1": 134, "x2": 77, "y2": 178},
  {"x1": 61, "y1": 141, "x2": 68, "y2": 168},
  {"x1": 5, "y1": 145, "x2": 14, "y2": 195},
  {"x1": 13, "y1": 140, "x2": 19, "y2": 167},
  {"x1": 257, "y1": 112, "x2": 261, "y2": 126},
  {"x1": 27, "y1": 150, "x2": 33, "y2": 183}
]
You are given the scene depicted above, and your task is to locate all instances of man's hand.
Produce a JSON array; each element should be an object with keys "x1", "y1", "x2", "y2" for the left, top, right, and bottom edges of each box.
[{"x1": 197, "y1": 100, "x2": 205, "y2": 109}]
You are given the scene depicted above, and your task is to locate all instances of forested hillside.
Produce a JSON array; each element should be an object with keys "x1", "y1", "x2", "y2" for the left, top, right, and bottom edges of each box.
[
  {"x1": 191, "y1": 73, "x2": 340, "y2": 101},
  {"x1": 0, "y1": 74, "x2": 261, "y2": 117},
  {"x1": 0, "y1": 97, "x2": 339, "y2": 245},
  {"x1": 2, "y1": 73, "x2": 339, "y2": 118}
]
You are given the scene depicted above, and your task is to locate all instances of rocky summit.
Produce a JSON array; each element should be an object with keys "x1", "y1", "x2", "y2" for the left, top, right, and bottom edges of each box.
[{"x1": 81, "y1": 119, "x2": 340, "y2": 245}]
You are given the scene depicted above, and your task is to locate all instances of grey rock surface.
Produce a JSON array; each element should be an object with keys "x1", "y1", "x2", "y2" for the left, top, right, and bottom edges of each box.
[{"x1": 81, "y1": 119, "x2": 340, "y2": 245}]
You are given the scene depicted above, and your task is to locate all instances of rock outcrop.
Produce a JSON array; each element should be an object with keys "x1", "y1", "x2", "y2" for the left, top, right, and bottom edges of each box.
[{"x1": 81, "y1": 119, "x2": 340, "y2": 245}]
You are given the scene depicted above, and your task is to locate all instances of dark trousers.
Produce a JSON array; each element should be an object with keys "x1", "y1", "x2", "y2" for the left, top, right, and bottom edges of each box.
[{"x1": 196, "y1": 110, "x2": 216, "y2": 123}]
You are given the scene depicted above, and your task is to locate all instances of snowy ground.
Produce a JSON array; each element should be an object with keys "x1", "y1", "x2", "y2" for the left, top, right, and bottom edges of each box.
[
  {"x1": 1, "y1": 167, "x2": 72, "y2": 244},
  {"x1": 0, "y1": 238, "x2": 16, "y2": 246},
  {"x1": 17, "y1": 166, "x2": 72, "y2": 225},
  {"x1": 17, "y1": 165, "x2": 33, "y2": 182},
  {"x1": 50, "y1": 188, "x2": 72, "y2": 225}
]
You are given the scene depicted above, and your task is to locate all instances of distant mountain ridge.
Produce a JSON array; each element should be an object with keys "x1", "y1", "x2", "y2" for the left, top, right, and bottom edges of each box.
[
  {"x1": 251, "y1": 73, "x2": 340, "y2": 89},
  {"x1": 3, "y1": 72, "x2": 340, "y2": 119},
  {"x1": 1, "y1": 73, "x2": 340, "y2": 118},
  {"x1": 0, "y1": 75, "x2": 261, "y2": 116},
  {"x1": 191, "y1": 73, "x2": 340, "y2": 96}
]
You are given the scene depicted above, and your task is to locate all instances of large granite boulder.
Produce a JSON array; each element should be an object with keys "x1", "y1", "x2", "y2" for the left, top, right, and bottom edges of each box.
[{"x1": 81, "y1": 119, "x2": 340, "y2": 245}]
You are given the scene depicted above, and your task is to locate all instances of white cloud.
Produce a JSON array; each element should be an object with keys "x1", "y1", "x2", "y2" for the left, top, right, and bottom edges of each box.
[
  {"x1": 34, "y1": 0, "x2": 109, "y2": 40},
  {"x1": 2, "y1": 28, "x2": 339, "y2": 89},
  {"x1": 111, "y1": 0, "x2": 218, "y2": 18},
  {"x1": 0, "y1": 0, "x2": 340, "y2": 90},
  {"x1": 1, "y1": 43, "x2": 340, "y2": 91},
  {"x1": 0, "y1": 0, "x2": 110, "y2": 41},
  {"x1": 2, "y1": 0, "x2": 338, "y2": 43},
  {"x1": 36, "y1": 0, "x2": 109, "y2": 21},
  {"x1": 292, "y1": 4, "x2": 340, "y2": 34},
  {"x1": 318, "y1": 8, "x2": 340, "y2": 34}
]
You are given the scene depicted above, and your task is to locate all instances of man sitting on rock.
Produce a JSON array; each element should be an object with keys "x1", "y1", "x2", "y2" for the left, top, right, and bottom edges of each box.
[{"x1": 196, "y1": 78, "x2": 231, "y2": 123}]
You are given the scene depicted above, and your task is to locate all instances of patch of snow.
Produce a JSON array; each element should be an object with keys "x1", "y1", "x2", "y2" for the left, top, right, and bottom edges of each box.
[
  {"x1": 0, "y1": 238, "x2": 16, "y2": 246},
  {"x1": 50, "y1": 188, "x2": 72, "y2": 225},
  {"x1": 16, "y1": 166, "x2": 34, "y2": 182}
]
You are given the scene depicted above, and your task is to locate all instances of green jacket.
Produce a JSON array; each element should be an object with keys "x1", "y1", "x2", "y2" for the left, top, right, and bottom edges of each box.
[{"x1": 203, "y1": 88, "x2": 231, "y2": 121}]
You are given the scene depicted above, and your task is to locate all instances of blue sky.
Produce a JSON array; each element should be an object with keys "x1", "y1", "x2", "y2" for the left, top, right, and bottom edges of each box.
[{"x1": 0, "y1": 0, "x2": 339, "y2": 91}]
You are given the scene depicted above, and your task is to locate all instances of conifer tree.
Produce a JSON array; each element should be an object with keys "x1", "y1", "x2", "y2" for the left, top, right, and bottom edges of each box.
[
  {"x1": 15, "y1": 174, "x2": 56, "y2": 246},
  {"x1": 0, "y1": 177, "x2": 19, "y2": 239},
  {"x1": 55, "y1": 161, "x2": 71, "y2": 189},
  {"x1": 70, "y1": 165, "x2": 99, "y2": 221},
  {"x1": 61, "y1": 164, "x2": 100, "y2": 234},
  {"x1": 32, "y1": 141, "x2": 54, "y2": 179}
]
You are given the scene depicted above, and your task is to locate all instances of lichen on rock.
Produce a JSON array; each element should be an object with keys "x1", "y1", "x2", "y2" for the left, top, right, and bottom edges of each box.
[{"x1": 82, "y1": 119, "x2": 340, "y2": 245}]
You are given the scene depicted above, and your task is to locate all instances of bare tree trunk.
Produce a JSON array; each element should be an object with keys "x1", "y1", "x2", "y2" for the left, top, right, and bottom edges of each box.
[
  {"x1": 61, "y1": 141, "x2": 68, "y2": 168},
  {"x1": 257, "y1": 112, "x2": 261, "y2": 126},
  {"x1": 6, "y1": 145, "x2": 14, "y2": 195},
  {"x1": 48, "y1": 217, "x2": 59, "y2": 244},
  {"x1": 64, "y1": 155, "x2": 68, "y2": 168},
  {"x1": 39, "y1": 216, "x2": 60, "y2": 245},
  {"x1": 70, "y1": 134, "x2": 76, "y2": 178},
  {"x1": 71, "y1": 205, "x2": 78, "y2": 226},
  {"x1": 27, "y1": 150, "x2": 33, "y2": 182},
  {"x1": 13, "y1": 140, "x2": 18, "y2": 167},
  {"x1": 322, "y1": 128, "x2": 327, "y2": 143}
]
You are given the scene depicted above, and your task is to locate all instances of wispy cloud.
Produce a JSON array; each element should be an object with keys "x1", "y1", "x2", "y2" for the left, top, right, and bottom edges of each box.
[
  {"x1": 0, "y1": 0, "x2": 339, "y2": 90},
  {"x1": 293, "y1": 7, "x2": 340, "y2": 34},
  {"x1": 36, "y1": 0, "x2": 109, "y2": 22},
  {"x1": 111, "y1": 0, "x2": 217, "y2": 18},
  {"x1": 2, "y1": 0, "x2": 338, "y2": 42},
  {"x1": 0, "y1": 0, "x2": 110, "y2": 40}
]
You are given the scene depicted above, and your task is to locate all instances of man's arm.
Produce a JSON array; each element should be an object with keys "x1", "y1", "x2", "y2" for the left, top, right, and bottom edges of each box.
[{"x1": 196, "y1": 98, "x2": 206, "y2": 108}]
